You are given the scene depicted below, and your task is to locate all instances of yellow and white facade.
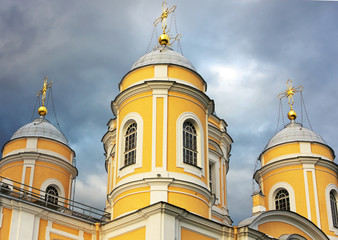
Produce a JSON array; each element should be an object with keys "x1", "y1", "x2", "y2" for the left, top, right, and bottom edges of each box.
[
  {"x1": 0, "y1": 2, "x2": 338, "y2": 239},
  {"x1": 102, "y1": 46, "x2": 232, "y2": 225},
  {"x1": 245, "y1": 118, "x2": 338, "y2": 240}
]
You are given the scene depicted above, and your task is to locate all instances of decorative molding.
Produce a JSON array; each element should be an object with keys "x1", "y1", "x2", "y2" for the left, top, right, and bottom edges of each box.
[
  {"x1": 117, "y1": 112, "x2": 144, "y2": 178},
  {"x1": 246, "y1": 210, "x2": 329, "y2": 240},
  {"x1": 268, "y1": 182, "x2": 296, "y2": 212},
  {"x1": 325, "y1": 183, "x2": 338, "y2": 235},
  {"x1": 0, "y1": 152, "x2": 77, "y2": 179},
  {"x1": 40, "y1": 178, "x2": 65, "y2": 199},
  {"x1": 176, "y1": 112, "x2": 205, "y2": 177}
]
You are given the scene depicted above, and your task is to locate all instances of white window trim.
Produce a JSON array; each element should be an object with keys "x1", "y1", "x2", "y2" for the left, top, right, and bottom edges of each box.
[
  {"x1": 209, "y1": 153, "x2": 220, "y2": 205},
  {"x1": 176, "y1": 112, "x2": 205, "y2": 177},
  {"x1": 117, "y1": 112, "x2": 143, "y2": 178},
  {"x1": 268, "y1": 182, "x2": 296, "y2": 212},
  {"x1": 40, "y1": 178, "x2": 65, "y2": 202},
  {"x1": 325, "y1": 183, "x2": 338, "y2": 235}
]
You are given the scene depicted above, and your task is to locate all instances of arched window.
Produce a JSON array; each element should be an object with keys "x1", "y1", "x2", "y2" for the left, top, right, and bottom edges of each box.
[
  {"x1": 124, "y1": 122, "x2": 137, "y2": 167},
  {"x1": 275, "y1": 189, "x2": 290, "y2": 210},
  {"x1": 45, "y1": 185, "x2": 58, "y2": 205},
  {"x1": 183, "y1": 121, "x2": 197, "y2": 166},
  {"x1": 330, "y1": 190, "x2": 338, "y2": 228}
]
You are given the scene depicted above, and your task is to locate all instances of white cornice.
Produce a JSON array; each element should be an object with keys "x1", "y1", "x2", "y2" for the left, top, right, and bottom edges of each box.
[
  {"x1": 254, "y1": 156, "x2": 337, "y2": 183},
  {"x1": 0, "y1": 152, "x2": 78, "y2": 179}
]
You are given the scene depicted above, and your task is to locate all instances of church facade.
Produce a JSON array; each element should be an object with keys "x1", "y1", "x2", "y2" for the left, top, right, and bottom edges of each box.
[{"x1": 0, "y1": 3, "x2": 337, "y2": 240}]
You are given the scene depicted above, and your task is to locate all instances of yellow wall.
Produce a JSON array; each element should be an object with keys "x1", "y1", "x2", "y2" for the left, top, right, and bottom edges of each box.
[
  {"x1": 37, "y1": 139, "x2": 73, "y2": 161},
  {"x1": 52, "y1": 222, "x2": 79, "y2": 236},
  {"x1": 168, "y1": 66, "x2": 205, "y2": 92},
  {"x1": 314, "y1": 165, "x2": 338, "y2": 236},
  {"x1": 258, "y1": 222, "x2": 311, "y2": 240},
  {"x1": 38, "y1": 219, "x2": 48, "y2": 240},
  {"x1": 34, "y1": 161, "x2": 71, "y2": 199},
  {"x1": 167, "y1": 92, "x2": 207, "y2": 183},
  {"x1": 0, "y1": 160, "x2": 24, "y2": 185},
  {"x1": 262, "y1": 165, "x2": 307, "y2": 215},
  {"x1": 181, "y1": 228, "x2": 216, "y2": 240},
  {"x1": 113, "y1": 191, "x2": 150, "y2": 219},
  {"x1": 115, "y1": 93, "x2": 152, "y2": 184},
  {"x1": 0, "y1": 208, "x2": 12, "y2": 240},
  {"x1": 109, "y1": 227, "x2": 145, "y2": 240},
  {"x1": 120, "y1": 66, "x2": 154, "y2": 91},
  {"x1": 263, "y1": 143, "x2": 300, "y2": 165},
  {"x1": 168, "y1": 187, "x2": 209, "y2": 218},
  {"x1": 2, "y1": 139, "x2": 27, "y2": 157},
  {"x1": 311, "y1": 143, "x2": 334, "y2": 160}
]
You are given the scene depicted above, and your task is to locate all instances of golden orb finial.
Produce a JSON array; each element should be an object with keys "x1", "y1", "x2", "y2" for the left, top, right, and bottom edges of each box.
[
  {"x1": 288, "y1": 109, "x2": 297, "y2": 120},
  {"x1": 159, "y1": 33, "x2": 170, "y2": 45},
  {"x1": 38, "y1": 106, "x2": 47, "y2": 116}
]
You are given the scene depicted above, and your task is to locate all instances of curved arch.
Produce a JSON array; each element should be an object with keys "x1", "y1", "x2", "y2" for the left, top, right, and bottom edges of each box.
[
  {"x1": 176, "y1": 112, "x2": 205, "y2": 177},
  {"x1": 117, "y1": 112, "x2": 143, "y2": 177},
  {"x1": 325, "y1": 183, "x2": 338, "y2": 234},
  {"x1": 279, "y1": 234, "x2": 307, "y2": 240},
  {"x1": 268, "y1": 182, "x2": 296, "y2": 212},
  {"x1": 40, "y1": 178, "x2": 65, "y2": 200},
  {"x1": 247, "y1": 210, "x2": 329, "y2": 240}
]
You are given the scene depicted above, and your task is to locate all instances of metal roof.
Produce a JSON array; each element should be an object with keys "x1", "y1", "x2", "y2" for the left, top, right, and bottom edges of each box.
[
  {"x1": 264, "y1": 121, "x2": 326, "y2": 151},
  {"x1": 131, "y1": 46, "x2": 196, "y2": 71},
  {"x1": 11, "y1": 117, "x2": 68, "y2": 146}
]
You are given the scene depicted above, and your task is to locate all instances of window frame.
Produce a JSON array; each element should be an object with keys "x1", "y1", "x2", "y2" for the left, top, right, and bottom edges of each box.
[
  {"x1": 123, "y1": 122, "x2": 137, "y2": 167},
  {"x1": 176, "y1": 112, "x2": 205, "y2": 177},
  {"x1": 183, "y1": 121, "x2": 198, "y2": 166},
  {"x1": 330, "y1": 190, "x2": 338, "y2": 228},
  {"x1": 209, "y1": 153, "x2": 221, "y2": 205},
  {"x1": 45, "y1": 185, "x2": 59, "y2": 205},
  {"x1": 325, "y1": 183, "x2": 338, "y2": 234},
  {"x1": 274, "y1": 189, "x2": 290, "y2": 211},
  {"x1": 268, "y1": 182, "x2": 296, "y2": 211},
  {"x1": 117, "y1": 112, "x2": 143, "y2": 178},
  {"x1": 40, "y1": 179, "x2": 65, "y2": 204}
]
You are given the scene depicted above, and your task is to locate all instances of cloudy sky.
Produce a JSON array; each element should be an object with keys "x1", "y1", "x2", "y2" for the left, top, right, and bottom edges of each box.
[{"x1": 1, "y1": 0, "x2": 337, "y2": 224}]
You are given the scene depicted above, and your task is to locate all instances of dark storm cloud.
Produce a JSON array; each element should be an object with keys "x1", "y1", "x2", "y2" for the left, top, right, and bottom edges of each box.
[{"x1": 1, "y1": 0, "x2": 337, "y2": 224}]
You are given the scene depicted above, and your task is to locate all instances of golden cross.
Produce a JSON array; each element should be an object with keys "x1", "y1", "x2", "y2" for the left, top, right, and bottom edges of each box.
[
  {"x1": 37, "y1": 76, "x2": 53, "y2": 107},
  {"x1": 153, "y1": 1, "x2": 177, "y2": 34},
  {"x1": 277, "y1": 79, "x2": 303, "y2": 110}
]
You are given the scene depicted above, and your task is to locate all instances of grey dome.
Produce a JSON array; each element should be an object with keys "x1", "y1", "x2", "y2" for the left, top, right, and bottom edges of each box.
[
  {"x1": 264, "y1": 121, "x2": 326, "y2": 151},
  {"x1": 11, "y1": 117, "x2": 68, "y2": 146},
  {"x1": 131, "y1": 46, "x2": 196, "y2": 71}
]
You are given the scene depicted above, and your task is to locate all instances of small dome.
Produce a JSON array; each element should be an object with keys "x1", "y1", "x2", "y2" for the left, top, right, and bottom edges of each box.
[
  {"x1": 131, "y1": 46, "x2": 196, "y2": 71},
  {"x1": 11, "y1": 117, "x2": 68, "y2": 146},
  {"x1": 264, "y1": 121, "x2": 326, "y2": 151}
]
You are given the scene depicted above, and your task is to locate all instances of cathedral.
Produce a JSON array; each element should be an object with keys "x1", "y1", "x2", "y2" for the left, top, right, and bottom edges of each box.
[{"x1": 0, "y1": 2, "x2": 337, "y2": 240}]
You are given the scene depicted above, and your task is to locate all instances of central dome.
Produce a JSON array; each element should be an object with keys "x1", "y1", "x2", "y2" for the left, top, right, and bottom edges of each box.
[
  {"x1": 264, "y1": 121, "x2": 326, "y2": 151},
  {"x1": 131, "y1": 46, "x2": 196, "y2": 71},
  {"x1": 11, "y1": 117, "x2": 68, "y2": 146}
]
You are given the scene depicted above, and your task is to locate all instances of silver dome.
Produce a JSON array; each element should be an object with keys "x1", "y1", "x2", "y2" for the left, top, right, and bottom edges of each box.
[
  {"x1": 264, "y1": 121, "x2": 326, "y2": 151},
  {"x1": 11, "y1": 117, "x2": 68, "y2": 146},
  {"x1": 131, "y1": 46, "x2": 196, "y2": 71}
]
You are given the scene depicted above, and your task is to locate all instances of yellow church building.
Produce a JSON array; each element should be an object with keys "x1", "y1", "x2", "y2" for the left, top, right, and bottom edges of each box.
[{"x1": 0, "y1": 2, "x2": 337, "y2": 240}]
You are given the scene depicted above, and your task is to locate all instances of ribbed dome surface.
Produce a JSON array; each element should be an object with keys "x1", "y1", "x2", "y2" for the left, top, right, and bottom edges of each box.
[
  {"x1": 131, "y1": 46, "x2": 196, "y2": 71},
  {"x1": 264, "y1": 121, "x2": 326, "y2": 151},
  {"x1": 11, "y1": 117, "x2": 68, "y2": 146}
]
